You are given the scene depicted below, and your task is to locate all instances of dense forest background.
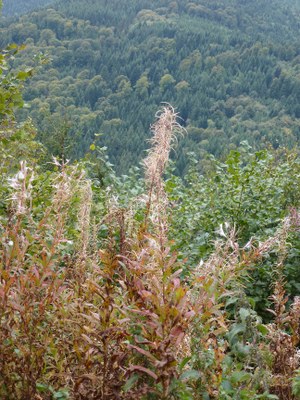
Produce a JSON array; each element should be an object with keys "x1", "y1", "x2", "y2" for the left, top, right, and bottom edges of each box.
[
  {"x1": 1, "y1": 0, "x2": 300, "y2": 172},
  {"x1": 2, "y1": 0, "x2": 54, "y2": 17}
]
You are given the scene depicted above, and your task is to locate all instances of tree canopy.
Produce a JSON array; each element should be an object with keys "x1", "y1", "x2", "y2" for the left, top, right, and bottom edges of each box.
[{"x1": 1, "y1": 0, "x2": 300, "y2": 172}]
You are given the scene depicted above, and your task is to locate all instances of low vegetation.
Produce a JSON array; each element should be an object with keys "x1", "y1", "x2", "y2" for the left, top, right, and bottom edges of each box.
[{"x1": 1, "y1": 100, "x2": 300, "y2": 398}]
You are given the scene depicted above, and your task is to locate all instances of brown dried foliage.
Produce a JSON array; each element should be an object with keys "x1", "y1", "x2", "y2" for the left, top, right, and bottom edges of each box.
[{"x1": 1, "y1": 108, "x2": 300, "y2": 400}]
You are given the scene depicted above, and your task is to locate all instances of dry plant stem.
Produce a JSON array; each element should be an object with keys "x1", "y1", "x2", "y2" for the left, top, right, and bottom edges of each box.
[
  {"x1": 44, "y1": 160, "x2": 84, "y2": 269},
  {"x1": 70, "y1": 229, "x2": 129, "y2": 399},
  {"x1": 144, "y1": 105, "x2": 181, "y2": 189},
  {"x1": 267, "y1": 212, "x2": 300, "y2": 400},
  {"x1": 188, "y1": 213, "x2": 299, "y2": 398},
  {"x1": 0, "y1": 160, "x2": 90, "y2": 399},
  {"x1": 123, "y1": 106, "x2": 190, "y2": 398},
  {"x1": 143, "y1": 105, "x2": 183, "y2": 233},
  {"x1": 4, "y1": 161, "x2": 33, "y2": 270},
  {"x1": 74, "y1": 180, "x2": 92, "y2": 283},
  {"x1": 189, "y1": 227, "x2": 240, "y2": 397}
]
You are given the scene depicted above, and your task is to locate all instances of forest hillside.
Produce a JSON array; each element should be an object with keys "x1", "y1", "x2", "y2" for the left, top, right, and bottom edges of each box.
[
  {"x1": 1, "y1": 0, "x2": 300, "y2": 172},
  {"x1": 2, "y1": 0, "x2": 54, "y2": 17}
]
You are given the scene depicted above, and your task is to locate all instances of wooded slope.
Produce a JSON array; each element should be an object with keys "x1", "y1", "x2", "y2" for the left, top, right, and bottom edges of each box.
[{"x1": 1, "y1": 0, "x2": 300, "y2": 172}]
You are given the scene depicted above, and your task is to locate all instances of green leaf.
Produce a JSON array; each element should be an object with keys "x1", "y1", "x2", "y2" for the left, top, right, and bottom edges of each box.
[
  {"x1": 255, "y1": 393, "x2": 279, "y2": 399},
  {"x1": 257, "y1": 324, "x2": 269, "y2": 336},
  {"x1": 225, "y1": 296, "x2": 239, "y2": 308},
  {"x1": 180, "y1": 369, "x2": 201, "y2": 381},
  {"x1": 221, "y1": 380, "x2": 232, "y2": 392},
  {"x1": 53, "y1": 389, "x2": 69, "y2": 399},
  {"x1": 123, "y1": 374, "x2": 139, "y2": 392},
  {"x1": 227, "y1": 323, "x2": 245, "y2": 344},
  {"x1": 179, "y1": 356, "x2": 191, "y2": 371},
  {"x1": 36, "y1": 383, "x2": 50, "y2": 393},
  {"x1": 14, "y1": 348, "x2": 21, "y2": 356},
  {"x1": 239, "y1": 307, "x2": 251, "y2": 323},
  {"x1": 230, "y1": 371, "x2": 251, "y2": 384}
]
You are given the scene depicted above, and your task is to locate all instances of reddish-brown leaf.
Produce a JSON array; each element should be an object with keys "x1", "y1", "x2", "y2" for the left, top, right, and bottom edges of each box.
[{"x1": 129, "y1": 365, "x2": 158, "y2": 380}]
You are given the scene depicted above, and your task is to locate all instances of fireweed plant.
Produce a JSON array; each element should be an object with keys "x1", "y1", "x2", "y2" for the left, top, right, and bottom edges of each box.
[{"x1": 1, "y1": 106, "x2": 300, "y2": 399}]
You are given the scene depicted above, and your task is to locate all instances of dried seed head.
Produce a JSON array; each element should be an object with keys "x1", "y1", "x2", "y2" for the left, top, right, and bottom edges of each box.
[{"x1": 143, "y1": 105, "x2": 184, "y2": 193}]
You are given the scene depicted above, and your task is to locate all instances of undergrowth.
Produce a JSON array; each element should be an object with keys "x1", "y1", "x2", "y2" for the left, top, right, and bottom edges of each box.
[{"x1": 1, "y1": 106, "x2": 300, "y2": 399}]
